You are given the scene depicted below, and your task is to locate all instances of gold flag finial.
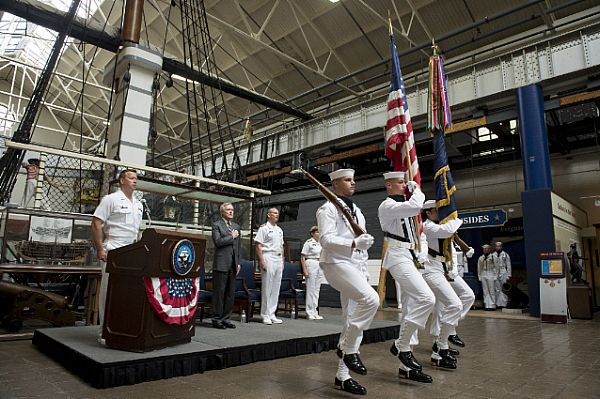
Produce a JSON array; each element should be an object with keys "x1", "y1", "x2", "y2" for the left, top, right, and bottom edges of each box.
[
  {"x1": 431, "y1": 39, "x2": 438, "y2": 56},
  {"x1": 388, "y1": 13, "x2": 393, "y2": 35}
]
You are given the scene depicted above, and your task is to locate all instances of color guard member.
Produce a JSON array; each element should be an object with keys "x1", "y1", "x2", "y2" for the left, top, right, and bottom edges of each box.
[
  {"x1": 378, "y1": 171, "x2": 435, "y2": 383},
  {"x1": 317, "y1": 168, "x2": 379, "y2": 395}
]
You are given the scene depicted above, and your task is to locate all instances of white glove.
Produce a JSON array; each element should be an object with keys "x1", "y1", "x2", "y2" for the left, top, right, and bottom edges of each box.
[
  {"x1": 466, "y1": 248, "x2": 475, "y2": 258},
  {"x1": 418, "y1": 254, "x2": 428, "y2": 265},
  {"x1": 354, "y1": 234, "x2": 374, "y2": 251},
  {"x1": 406, "y1": 181, "x2": 418, "y2": 193}
]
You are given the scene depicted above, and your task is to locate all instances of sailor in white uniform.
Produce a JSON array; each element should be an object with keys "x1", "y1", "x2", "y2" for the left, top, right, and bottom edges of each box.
[
  {"x1": 478, "y1": 244, "x2": 498, "y2": 310},
  {"x1": 420, "y1": 200, "x2": 464, "y2": 369},
  {"x1": 316, "y1": 168, "x2": 379, "y2": 395},
  {"x1": 429, "y1": 236, "x2": 476, "y2": 351},
  {"x1": 91, "y1": 169, "x2": 143, "y2": 343},
  {"x1": 378, "y1": 171, "x2": 435, "y2": 383},
  {"x1": 492, "y1": 241, "x2": 512, "y2": 308},
  {"x1": 255, "y1": 208, "x2": 285, "y2": 325},
  {"x1": 300, "y1": 226, "x2": 324, "y2": 320}
]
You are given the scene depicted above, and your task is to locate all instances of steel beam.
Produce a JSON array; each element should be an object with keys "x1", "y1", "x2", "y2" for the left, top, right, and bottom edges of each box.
[{"x1": 0, "y1": 0, "x2": 312, "y2": 120}]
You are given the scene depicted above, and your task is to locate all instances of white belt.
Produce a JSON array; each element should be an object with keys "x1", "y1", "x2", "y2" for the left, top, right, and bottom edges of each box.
[
  {"x1": 385, "y1": 237, "x2": 415, "y2": 250},
  {"x1": 428, "y1": 254, "x2": 446, "y2": 262}
]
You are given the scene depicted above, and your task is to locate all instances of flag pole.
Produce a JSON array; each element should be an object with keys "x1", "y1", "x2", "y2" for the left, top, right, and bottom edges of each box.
[
  {"x1": 404, "y1": 140, "x2": 421, "y2": 254},
  {"x1": 377, "y1": 15, "x2": 395, "y2": 309}
]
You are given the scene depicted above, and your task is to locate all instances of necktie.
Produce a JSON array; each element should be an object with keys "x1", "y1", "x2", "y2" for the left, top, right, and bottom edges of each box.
[{"x1": 226, "y1": 222, "x2": 232, "y2": 232}]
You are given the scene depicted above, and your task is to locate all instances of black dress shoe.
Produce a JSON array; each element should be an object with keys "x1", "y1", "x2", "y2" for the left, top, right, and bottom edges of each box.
[
  {"x1": 398, "y1": 351, "x2": 422, "y2": 371},
  {"x1": 432, "y1": 341, "x2": 460, "y2": 356},
  {"x1": 221, "y1": 320, "x2": 236, "y2": 329},
  {"x1": 398, "y1": 368, "x2": 433, "y2": 383},
  {"x1": 439, "y1": 348, "x2": 457, "y2": 362},
  {"x1": 336, "y1": 347, "x2": 343, "y2": 358},
  {"x1": 448, "y1": 334, "x2": 465, "y2": 347},
  {"x1": 431, "y1": 349, "x2": 457, "y2": 369},
  {"x1": 343, "y1": 353, "x2": 367, "y2": 375},
  {"x1": 334, "y1": 377, "x2": 367, "y2": 395},
  {"x1": 212, "y1": 320, "x2": 226, "y2": 329}
]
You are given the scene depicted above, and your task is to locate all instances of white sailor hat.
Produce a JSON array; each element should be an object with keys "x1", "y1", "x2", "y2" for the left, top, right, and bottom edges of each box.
[
  {"x1": 422, "y1": 200, "x2": 436, "y2": 210},
  {"x1": 328, "y1": 168, "x2": 355, "y2": 181},
  {"x1": 383, "y1": 171, "x2": 406, "y2": 181}
]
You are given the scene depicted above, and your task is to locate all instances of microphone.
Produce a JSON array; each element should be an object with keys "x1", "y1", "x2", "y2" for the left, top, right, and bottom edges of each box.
[{"x1": 140, "y1": 198, "x2": 152, "y2": 226}]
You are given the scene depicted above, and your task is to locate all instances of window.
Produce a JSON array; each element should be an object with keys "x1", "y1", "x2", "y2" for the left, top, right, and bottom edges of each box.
[
  {"x1": 0, "y1": 103, "x2": 16, "y2": 134},
  {"x1": 0, "y1": 0, "x2": 102, "y2": 67}
]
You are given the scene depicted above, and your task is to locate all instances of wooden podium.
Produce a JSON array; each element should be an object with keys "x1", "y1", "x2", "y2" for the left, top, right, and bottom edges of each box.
[{"x1": 103, "y1": 228, "x2": 205, "y2": 352}]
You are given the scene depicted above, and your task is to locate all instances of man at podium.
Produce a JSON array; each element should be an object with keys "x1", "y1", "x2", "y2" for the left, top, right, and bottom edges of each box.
[{"x1": 91, "y1": 169, "x2": 143, "y2": 344}]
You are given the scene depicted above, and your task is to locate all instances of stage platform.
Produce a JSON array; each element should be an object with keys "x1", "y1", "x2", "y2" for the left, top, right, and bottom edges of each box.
[{"x1": 32, "y1": 314, "x2": 400, "y2": 389}]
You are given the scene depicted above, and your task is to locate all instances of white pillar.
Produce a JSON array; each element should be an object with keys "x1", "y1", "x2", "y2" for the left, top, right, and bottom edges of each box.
[{"x1": 102, "y1": 45, "x2": 162, "y2": 189}]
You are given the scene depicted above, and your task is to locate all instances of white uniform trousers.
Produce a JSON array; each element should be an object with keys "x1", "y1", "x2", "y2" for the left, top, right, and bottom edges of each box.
[
  {"x1": 321, "y1": 260, "x2": 379, "y2": 354},
  {"x1": 387, "y1": 256, "x2": 435, "y2": 330},
  {"x1": 480, "y1": 273, "x2": 497, "y2": 309},
  {"x1": 430, "y1": 274, "x2": 475, "y2": 337},
  {"x1": 99, "y1": 240, "x2": 121, "y2": 336},
  {"x1": 260, "y1": 253, "x2": 283, "y2": 321},
  {"x1": 495, "y1": 272, "x2": 509, "y2": 307},
  {"x1": 21, "y1": 178, "x2": 36, "y2": 208},
  {"x1": 421, "y1": 266, "x2": 462, "y2": 349},
  {"x1": 304, "y1": 259, "x2": 323, "y2": 318},
  {"x1": 394, "y1": 279, "x2": 402, "y2": 309},
  {"x1": 98, "y1": 259, "x2": 108, "y2": 335}
]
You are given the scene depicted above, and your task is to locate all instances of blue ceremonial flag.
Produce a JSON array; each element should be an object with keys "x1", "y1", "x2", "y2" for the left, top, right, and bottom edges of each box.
[
  {"x1": 429, "y1": 47, "x2": 457, "y2": 260},
  {"x1": 432, "y1": 127, "x2": 457, "y2": 224}
]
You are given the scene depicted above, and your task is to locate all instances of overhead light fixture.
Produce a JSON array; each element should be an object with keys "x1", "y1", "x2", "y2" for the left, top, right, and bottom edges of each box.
[{"x1": 329, "y1": 0, "x2": 340, "y2": 3}]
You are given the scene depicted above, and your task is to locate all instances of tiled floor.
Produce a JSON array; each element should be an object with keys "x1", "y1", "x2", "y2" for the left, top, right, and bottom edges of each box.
[{"x1": 0, "y1": 308, "x2": 599, "y2": 399}]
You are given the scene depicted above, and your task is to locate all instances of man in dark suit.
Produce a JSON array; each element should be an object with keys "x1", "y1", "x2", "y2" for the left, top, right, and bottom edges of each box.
[{"x1": 211, "y1": 202, "x2": 241, "y2": 329}]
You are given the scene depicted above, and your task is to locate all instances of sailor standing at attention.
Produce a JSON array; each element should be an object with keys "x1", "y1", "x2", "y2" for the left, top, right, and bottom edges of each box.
[
  {"x1": 378, "y1": 171, "x2": 435, "y2": 383},
  {"x1": 478, "y1": 244, "x2": 498, "y2": 311},
  {"x1": 316, "y1": 168, "x2": 379, "y2": 395},
  {"x1": 255, "y1": 208, "x2": 285, "y2": 325},
  {"x1": 300, "y1": 226, "x2": 324, "y2": 320},
  {"x1": 492, "y1": 241, "x2": 512, "y2": 309}
]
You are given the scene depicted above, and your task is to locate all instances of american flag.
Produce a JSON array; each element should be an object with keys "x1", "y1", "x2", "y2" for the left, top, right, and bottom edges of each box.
[
  {"x1": 144, "y1": 276, "x2": 200, "y2": 325},
  {"x1": 385, "y1": 31, "x2": 420, "y2": 185}
]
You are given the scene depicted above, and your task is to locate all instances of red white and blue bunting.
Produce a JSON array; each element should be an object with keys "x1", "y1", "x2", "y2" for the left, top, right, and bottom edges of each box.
[{"x1": 144, "y1": 276, "x2": 199, "y2": 325}]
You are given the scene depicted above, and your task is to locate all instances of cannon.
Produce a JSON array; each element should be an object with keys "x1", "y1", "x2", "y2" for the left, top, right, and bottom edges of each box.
[{"x1": 0, "y1": 281, "x2": 78, "y2": 332}]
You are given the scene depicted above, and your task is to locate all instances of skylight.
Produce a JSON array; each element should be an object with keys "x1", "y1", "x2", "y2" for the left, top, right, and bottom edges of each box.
[{"x1": 0, "y1": 0, "x2": 103, "y2": 67}]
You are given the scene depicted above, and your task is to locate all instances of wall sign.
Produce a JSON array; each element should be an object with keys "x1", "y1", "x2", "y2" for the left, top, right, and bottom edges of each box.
[{"x1": 459, "y1": 209, "x2": 507, "y2": 229}]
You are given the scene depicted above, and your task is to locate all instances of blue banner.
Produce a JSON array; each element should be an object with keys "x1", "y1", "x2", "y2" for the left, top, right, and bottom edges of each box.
[{"x1": 459, "y1": 209, "x2": 508, "y2": 229}]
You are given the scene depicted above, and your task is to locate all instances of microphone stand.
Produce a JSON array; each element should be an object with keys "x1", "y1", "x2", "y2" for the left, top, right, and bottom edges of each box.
[{"x1": 142, "y1": 199, "x2": 152, "y2": 227}]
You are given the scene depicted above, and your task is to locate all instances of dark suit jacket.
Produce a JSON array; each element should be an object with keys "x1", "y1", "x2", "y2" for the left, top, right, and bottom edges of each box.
[{"x1": 212, "y1": 218, "x2": 241, "y2": 272}]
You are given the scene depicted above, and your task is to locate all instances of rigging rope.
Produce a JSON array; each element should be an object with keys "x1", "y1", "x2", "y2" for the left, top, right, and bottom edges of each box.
[{"x1": 0, "y1": 0, "x2": 83, "y2": 205}]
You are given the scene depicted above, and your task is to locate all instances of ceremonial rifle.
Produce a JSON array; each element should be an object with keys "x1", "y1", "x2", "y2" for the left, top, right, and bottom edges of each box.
[
  {"x1": 290, "y1": 168, "x2": 365, "y2": 237},
  {"x1": 453, "y1": 233, "x2": 470, "y2": 253}
]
